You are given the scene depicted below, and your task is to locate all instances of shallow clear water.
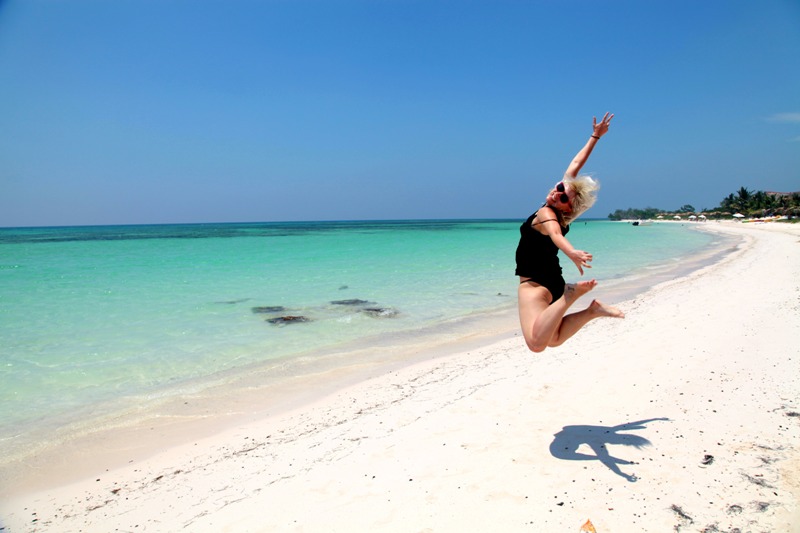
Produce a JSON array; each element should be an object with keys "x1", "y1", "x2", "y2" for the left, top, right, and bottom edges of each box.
[{"x1": 0, "y1": 219, "x2": 723, "y2": 444}]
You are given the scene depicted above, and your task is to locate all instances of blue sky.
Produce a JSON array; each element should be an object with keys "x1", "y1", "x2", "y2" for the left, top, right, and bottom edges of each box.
[{"x1": 1, "y1": 0, "x2": 798, "y2": 226}]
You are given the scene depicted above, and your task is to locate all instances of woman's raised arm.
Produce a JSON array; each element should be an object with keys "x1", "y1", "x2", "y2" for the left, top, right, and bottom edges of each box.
[{"x1": 564, "y1": 113, "x2": 614, "y2": 178}]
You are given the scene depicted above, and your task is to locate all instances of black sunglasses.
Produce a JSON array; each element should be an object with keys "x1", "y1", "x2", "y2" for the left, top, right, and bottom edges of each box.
[{"x1": 555, "y1": 182, "x2": 569, "y2": 204}]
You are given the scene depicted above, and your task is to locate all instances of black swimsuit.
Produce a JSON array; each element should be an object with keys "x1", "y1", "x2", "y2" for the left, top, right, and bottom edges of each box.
[{"x1": 514, "y1": 209, "x2": 569, "y2": 302}]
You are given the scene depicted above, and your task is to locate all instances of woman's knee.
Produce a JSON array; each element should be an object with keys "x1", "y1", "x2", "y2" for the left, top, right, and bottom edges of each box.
[
  {"x1": 524, "y1": 336, "x2": 549, "y2": 353},
  {"x1": 525, "y1": 327, "x2": 565, "y2": 352}
]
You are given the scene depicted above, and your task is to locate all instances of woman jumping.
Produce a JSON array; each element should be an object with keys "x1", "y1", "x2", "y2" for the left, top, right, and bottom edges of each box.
[{"x1": 515, "y1": 113, "x2": 624, "y2": 353}]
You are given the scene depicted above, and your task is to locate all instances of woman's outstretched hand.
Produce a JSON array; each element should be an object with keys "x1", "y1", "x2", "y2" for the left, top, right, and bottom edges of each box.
[
  {"x1": 593, "y1": 112, "x2": 614, "y2": 138},
  {"x1": 567, "y1": 249, "x2": 593, "y2": 275}
]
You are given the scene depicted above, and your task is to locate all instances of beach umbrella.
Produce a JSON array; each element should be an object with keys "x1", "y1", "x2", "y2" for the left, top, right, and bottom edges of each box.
[
  {"x1": 673, "y1": 215, "x2": 681, "y2": 220},
  {"x1": 733, "y1": 213, "x2": 745, "y2": 218},
  {"x1": 689, "y1": 215, "x2": 696, "y2": 219}
]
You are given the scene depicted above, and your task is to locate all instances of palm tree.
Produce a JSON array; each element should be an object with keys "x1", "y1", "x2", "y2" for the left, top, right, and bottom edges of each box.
[
  {"x1": 751, "y1": 191, "x2": 772, "y2": 214},
  {"x1": 720, "y1": 193, "x2": 736, "y2": 212},
  {"x1": 736, "y1": 186, "x2": 753, "y2": 211}
]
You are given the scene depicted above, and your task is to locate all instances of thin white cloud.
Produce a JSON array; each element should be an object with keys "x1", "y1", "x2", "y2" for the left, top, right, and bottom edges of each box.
[{"x1": 767, "y1": 112, "x2": 800, "y2": 123}]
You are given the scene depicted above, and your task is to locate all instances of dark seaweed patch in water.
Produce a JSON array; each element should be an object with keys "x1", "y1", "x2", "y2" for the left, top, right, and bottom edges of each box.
[
  {"x1": 266, "y1": 316, "x2": 310, "y2": 325},
  {"x1": 360, "y1": 307, "x2": 399, "y2": 318},
  {"x1": 330, "y1": 299, "x2": 374, "y2": 306},
  {"x1": 251, "y1": 306, "x2": 287, "y2": 314},
  {"x1": 0, "y1": 224, "x2": 255, "y2": 243},
  {"x1": 0, "y1": 220, "x2": 517, "y2": 244}
]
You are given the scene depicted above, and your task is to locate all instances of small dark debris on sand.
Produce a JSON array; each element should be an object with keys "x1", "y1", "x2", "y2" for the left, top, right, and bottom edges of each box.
[
  {"x1": 670, "y1": 504, "x2": 694, "y2": 524},
  {"x1": 753, "y1": 501, "x2": 770, "y2": 512},
  {"x1": 701, "y1": 454, "x2": 714, "y2": 466},
  {"x1": 742, "y1": 473, "x2": 775, "y2": 489}
]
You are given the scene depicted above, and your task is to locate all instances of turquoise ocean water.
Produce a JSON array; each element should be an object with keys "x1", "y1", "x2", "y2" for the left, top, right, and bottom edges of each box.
[{"x1": 0, "y1": 219, "x2": 733, "y2": 465}]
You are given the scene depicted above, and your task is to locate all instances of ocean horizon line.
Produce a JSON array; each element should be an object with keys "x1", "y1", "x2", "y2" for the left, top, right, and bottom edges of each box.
[{"x1": 0, "y1": 216, "x2": 622, "y2": 232}]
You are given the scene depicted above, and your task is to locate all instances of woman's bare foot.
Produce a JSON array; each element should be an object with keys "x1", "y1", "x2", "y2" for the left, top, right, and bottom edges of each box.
[
  {"x1": 588, "y1": 299, "x2": 625, "y2": 318},
  {"x1": 564, "y1": 280, "x2": 597, "y2": 304}
]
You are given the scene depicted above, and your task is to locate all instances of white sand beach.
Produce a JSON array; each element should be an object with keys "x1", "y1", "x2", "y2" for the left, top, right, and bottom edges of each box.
[{"x1": 2, "y1": 221, "x2": 799, "y2": 532}]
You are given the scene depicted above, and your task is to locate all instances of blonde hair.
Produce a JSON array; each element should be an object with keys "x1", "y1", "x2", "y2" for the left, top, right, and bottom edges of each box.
[{"x1": 562, "y1": 175, "x2": 600, "y2": 224}]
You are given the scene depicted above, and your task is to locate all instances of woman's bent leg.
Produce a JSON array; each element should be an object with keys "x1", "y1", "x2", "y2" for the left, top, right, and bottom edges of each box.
[
  {"x1": 519, "y1": 280, "x2": 624, "y2": 352},
  {"x1": 518, "y1": 283, "x2": 553, "y2": 352},
  {"x1": 548, "y1": 298, "x2": 625, "y2": 347},
  {"x1": 519, "y1": 281, "x2": 595, "y2": 353}
]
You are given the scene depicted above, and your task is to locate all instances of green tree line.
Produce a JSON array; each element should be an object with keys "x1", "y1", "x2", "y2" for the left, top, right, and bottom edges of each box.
[{"x1": 608, "y1": 187, "x2": 800, "y2": 220}]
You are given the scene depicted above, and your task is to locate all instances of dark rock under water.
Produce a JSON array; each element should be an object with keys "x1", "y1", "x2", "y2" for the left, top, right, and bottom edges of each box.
[
  {"x1": 252, "y1": 306, "x2": 287, "y2": 314},
  {"x1": 360, "y1": 307, "x2": 399, "y2": 318},
  {"x1": 330, "y1": 299, "x2": 374, "y2": 306},
  {"x1": 266, "y1": 315, "x2": 310, "y2": 325}
]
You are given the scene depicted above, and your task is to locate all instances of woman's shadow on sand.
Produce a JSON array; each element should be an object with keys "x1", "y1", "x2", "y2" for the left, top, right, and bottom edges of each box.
[{"x1": 549, "y1": 418, "x2": 669, "y2": 482}]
